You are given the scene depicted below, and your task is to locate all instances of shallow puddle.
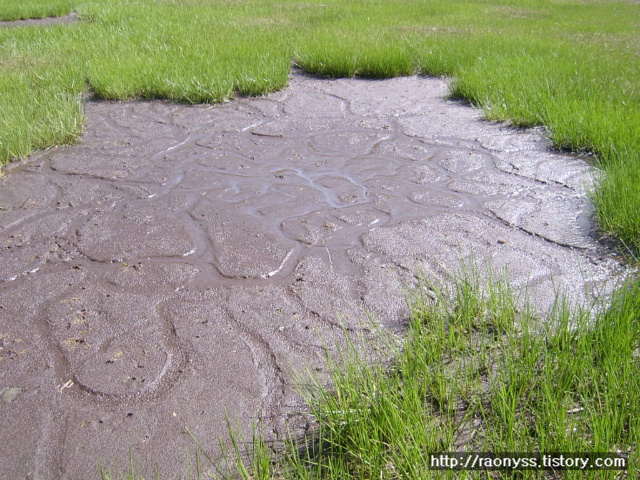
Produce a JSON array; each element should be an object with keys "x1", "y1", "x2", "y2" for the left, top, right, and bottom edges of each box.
[{"x1": 0, "y1": 74, "x2": 624, "y2": 478}]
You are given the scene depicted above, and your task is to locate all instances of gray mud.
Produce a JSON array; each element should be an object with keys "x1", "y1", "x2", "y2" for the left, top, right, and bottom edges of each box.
[
  {"x1": 0, "y1": 12, "x2": 78, "y2": 28},
  {"x1": 0, "y1": 74, "x2": 625, "y2": 478}
]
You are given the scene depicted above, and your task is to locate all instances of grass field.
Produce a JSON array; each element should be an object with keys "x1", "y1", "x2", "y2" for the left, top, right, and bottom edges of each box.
[{"x1": 0, "y1": 0, "x2": 639, "y2": 250}]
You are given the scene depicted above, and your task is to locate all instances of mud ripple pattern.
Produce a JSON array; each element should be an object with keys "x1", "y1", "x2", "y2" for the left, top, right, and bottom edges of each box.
[{"x1": 0, "y1": 74, "x2": 625, "y2": 479}]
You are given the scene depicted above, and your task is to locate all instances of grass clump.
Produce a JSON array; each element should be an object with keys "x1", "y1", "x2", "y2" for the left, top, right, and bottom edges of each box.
[
  {"x1": 219, "y1": 266, "x2": 639, "y2": 479},
  {"x1": 0, "y1": 0, "x2": 76, "y2": 21}
]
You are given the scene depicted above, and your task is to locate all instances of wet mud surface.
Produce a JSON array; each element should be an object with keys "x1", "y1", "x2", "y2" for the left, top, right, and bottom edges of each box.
[
  {"x1": 0, "y1": 13, "x2": 78, "y2": 28},
  {"x1": 0, "y1": 74, "x2": 625, "y2": 478}
]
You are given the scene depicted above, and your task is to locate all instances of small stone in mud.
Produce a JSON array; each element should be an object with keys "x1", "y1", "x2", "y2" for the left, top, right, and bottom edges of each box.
[{"x1": 0, "y1": 387, "x2": 23, "y2": 404}]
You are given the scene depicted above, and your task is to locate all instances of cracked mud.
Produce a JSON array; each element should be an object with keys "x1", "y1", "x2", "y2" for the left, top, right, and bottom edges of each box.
[{"x1": 0, "y1": 75, "x2": 625, "y2": 479}]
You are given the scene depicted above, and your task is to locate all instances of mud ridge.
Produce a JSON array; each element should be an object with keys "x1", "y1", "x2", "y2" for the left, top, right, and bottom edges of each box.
[{"x1": 0, "y1": 74, "x2": 627, "y2": 479}]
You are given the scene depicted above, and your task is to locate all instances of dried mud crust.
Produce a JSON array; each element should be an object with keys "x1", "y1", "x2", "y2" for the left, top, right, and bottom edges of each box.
[{"x1": 0, "y1": 74, "x2": 626, "y2": 479}]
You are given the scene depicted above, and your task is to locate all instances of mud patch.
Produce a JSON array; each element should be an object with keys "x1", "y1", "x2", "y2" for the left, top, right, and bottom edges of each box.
[
  {"x1": 0, "y1": 74, "x2": 626, "y2": 479},
  {"x1": 0, "y1": 12, "x2": 78, "y2": 28}
]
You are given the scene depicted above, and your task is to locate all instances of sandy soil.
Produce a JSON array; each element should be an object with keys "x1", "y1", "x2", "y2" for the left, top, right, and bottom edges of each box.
[{"x1": 0, "y1": 74, "x2": 625, "y2": 479}]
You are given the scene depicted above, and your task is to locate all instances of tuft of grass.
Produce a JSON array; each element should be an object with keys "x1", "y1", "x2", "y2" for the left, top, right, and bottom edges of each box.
[
  {"x1": 224, "y1": 264, "x2": 640, "y2": 479},
  {"x1": 591, "y1": 152, "x2": 640, "y2": 255},
  {"x1": 0, "y1": 0, "x2": 76, "y2": 21}
]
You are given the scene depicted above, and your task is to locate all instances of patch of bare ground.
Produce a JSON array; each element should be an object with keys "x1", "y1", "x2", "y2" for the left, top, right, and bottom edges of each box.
[{"x1": 0, "y1": 74, "x2": 626, "y2": 478}]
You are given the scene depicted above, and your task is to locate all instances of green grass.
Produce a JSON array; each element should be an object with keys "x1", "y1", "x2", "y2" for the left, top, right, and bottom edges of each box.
[
  {"x1": 0, "y1": 0, "x2": 638, "y2": 248},
  {"x1": 102, "y1": 264, "x2": 640, "y2": 479},
  {"x1": 0, "y1": 0, "x2": 76, "y2": 21}
]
